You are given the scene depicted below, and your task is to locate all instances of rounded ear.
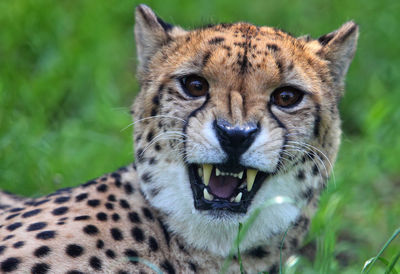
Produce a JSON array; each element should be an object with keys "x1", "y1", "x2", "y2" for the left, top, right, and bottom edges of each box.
[
  {"x1": 134, "y1": 4, "x2": 186, "y2": 74},
  {"x1": 317, "y1": 21, "x2": 359, "y2": 85}
]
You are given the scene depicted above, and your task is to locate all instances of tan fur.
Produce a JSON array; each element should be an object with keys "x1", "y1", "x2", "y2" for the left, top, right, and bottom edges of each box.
[{"x1": 0, "y1": 5, "x2": 358, "y2": 273}]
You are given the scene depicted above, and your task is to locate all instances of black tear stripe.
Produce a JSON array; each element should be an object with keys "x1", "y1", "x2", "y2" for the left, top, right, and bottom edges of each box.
[
  {"x1": 157, "y1": 218, "x2": 171, "y2": 247},
  {"x1": 267, "y1": 102, "x2": 288, "y2": 173},
  {"x1": 182, "y1": 93, "x2": 211, "y2": 162},
  {"x1": 313, "y1": 104, "x2": 321, "y2": 138}
]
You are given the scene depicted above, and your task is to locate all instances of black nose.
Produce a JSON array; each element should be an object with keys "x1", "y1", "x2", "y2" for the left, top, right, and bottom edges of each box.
[{"x1": 214, "y1": 120, "x2": 260, "y2": 160}]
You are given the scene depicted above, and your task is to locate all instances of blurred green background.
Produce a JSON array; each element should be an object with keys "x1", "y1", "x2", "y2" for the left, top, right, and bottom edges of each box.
[{"x1": 0, "y1": 0, "x2": 399, "y2": 272}]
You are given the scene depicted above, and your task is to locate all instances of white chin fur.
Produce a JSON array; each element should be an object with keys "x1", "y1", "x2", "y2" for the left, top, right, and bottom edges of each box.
[{"x1": 140, "y1": 159, "x2": 303, "y2": 257}]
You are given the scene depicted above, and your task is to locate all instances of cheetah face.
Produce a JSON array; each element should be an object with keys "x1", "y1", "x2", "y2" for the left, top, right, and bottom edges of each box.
[{"x1": 133, "y1": 5, "x2": 357, "y2": 254}]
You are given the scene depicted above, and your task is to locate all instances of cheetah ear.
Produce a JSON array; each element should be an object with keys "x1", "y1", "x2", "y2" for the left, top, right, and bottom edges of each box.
[
  {"x1": 318, "y1": 21, "x2": 359, "y2": 85},
  {"x1": 134, "y1": 5, "x2": 186, "y2": 73}
]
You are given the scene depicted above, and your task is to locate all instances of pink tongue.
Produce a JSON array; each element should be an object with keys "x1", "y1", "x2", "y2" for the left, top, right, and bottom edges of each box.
[{"x1": 208, "y1": 173, "x2": 240, "y2": 199}]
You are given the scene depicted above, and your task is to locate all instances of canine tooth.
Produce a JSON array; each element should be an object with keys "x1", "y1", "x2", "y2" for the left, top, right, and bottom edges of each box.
[
  {"x1": 238, "y1": 171, "x2": 243, "y2": 179},
  {"x1": 234, "y1": 192, "x2": 243, "y2": 203},
  {"x1": 203, "y1": 189, "x2": 213, "y2": 201},
  {"x1": 203, "y1": 164, "x2": 212, "y2": 186},
  {"x1": 198, "y1": 167, "x2": 203, "y2": 177},
  {"x1": 216, "y1": 168, "x2": 221, "y2": 176},
  {"x1": 246, "y1": 169, "x2": 258, "y2": 191}
]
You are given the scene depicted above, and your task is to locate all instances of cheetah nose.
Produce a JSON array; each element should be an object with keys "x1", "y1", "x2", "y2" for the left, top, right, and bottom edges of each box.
[{"x1": 214, "y1": 120, "x2": 259, "y2": 160}]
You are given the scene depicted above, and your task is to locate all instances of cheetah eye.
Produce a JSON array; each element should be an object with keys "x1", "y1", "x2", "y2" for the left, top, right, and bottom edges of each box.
[
  {"x1": 180, "y1": 75, "x2": 209, "y2": 97},
  {"x1": 271, "y1": 86, "x2": 304, "y2": 108}
]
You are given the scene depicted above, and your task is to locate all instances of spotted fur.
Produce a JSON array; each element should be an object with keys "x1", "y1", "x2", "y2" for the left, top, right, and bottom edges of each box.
[{"x1": 0, "y1": 4, "x2": 358, "y2": 273}]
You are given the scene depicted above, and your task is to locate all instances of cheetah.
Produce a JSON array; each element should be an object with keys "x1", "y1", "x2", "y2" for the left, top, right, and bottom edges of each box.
[{"x1": 0, "y1": 4, "x2": 358, "y2": 273}]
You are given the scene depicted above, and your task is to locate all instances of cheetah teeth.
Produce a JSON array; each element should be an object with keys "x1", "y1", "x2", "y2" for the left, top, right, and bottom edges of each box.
[
  {"x1": 202, "y1": 164, "x2": 213, "y2": 186},
  {"x1": 230, "y1": 192, "x2": 243, "y2": 203},
  {"x1": 246, "y1": 169, "x2": 257, "y2": 191},
  {"x1": 203, "y1": 188, "x2": 214, "y2": 201},
  {"x1": 200, "y1": 164, "x2": 258, "y2": 192}
]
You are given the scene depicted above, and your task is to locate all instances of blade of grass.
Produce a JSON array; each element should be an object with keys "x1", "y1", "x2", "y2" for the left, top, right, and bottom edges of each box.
[
  {"x1": 362, "y1": 227, "x2": 400, "y2": 273},
  {"x1": 127, "y1": 257, "x2": 163, "y2": 274},
  {"x1": 385, "y1": 251, "x2": 400, "y2": 274}
]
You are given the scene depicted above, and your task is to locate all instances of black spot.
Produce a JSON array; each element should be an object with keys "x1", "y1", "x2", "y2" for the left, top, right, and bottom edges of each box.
[
  {"x1": 27, "y1": 222, "x2": 47, "y2": 231},
  {"x1": 105, "y1": 202, "x2": 114, "y2": 210},
  {"x1": 75, "y1": 193, "x2": 88, "y2": 202},
  {"x1": 36, "y1": 231, "x2": 56, "y2": 240},
  {"x1": 202, "y1": 51, "x2": 211, "y2": 67},
  {"x1": 188, "y1": 262, "x2": 197, "y2": 272},
  {"x1": 148, "y1": 236, "x2": 159, "y2": 252},
  {"x1": 124, "y1": 249, "x2": 139, "y2": 264},
  {"x1": 146, "y1": 130, "x2": 154, "y2": 142},
  {"x1": 314, "y1": 104, "x2": 321, "y2": 137},
  {"x1": 74, "y1": 215, "x2": 91, "y2": 221},
  {"x1": 124, "y1": 183, "x2": 134, "y2": 195},
  {"x1": 0, "y1": 246, "x2": 6, "y2": 255},
  {"x1": 131, "y1": 227, "x2": 145, "y2": 242},
  {"x1": 52, "y1": 206, "x2": 68, "y2": 216},
  {"x1": 297, "y1": 170, "x2": 305, "y2": 181},
  {"x1": 155, "y1": 143, "x2": 161, "y2": 151},
  {"x1": 31, "y1": 263, "x2": 50, "y2": 274},
  {"x1": 96, "y1": 212, "x2": 108, "y2": 221},
  {"x1": 208, "y1": 37, "x2": 225, "y2": 45},
  {"x1": 151, "y1": 108, "x2": 157, "y2": 116},
  {"x1": 9, "y1": 207, "x2": 24, "y2": 212},
  {"x1": 312, "y1": 164, "x2": 319, "y2": 176},
  {"x1": 128, "y1": 212, "x2": 141, "y2": 223},
  {"x1": 148, "y1": 158, "x2": 157, "y2": 165},
  {"x1": 33, "y1": 199, "x2": 50, "y2": 206},
  {"x1": 96, "y1": 184, "x2": 108, "y2": 193},
  {"x1": 81, "y1": 180, "x2": 97, "y2": 188},
  {"x1": 5, "y1": 213, "x2": 19, "y2": 220},
  {"x1": 89, "y1": 256, "x2": 102, "y2": 270},
  {"x1": 54, "y1": 196, "x2": 70, "y2": 204},
  {"x1": 290, "y1": 238, "x2": 299, "y2": 248},
  {"x1": 107, "y1": 194, "x2": 116, "y2": 202},
  {"x1": 161, "y1": 260, "x2": 176, "y2": 274},
  {"x1": 87, "y1": 199, "x2": 100, "y2": 207},
  {"x1": 142, "y1": 207, "x2": 154, "y2": 221},
  {"x1": 110, "y1": 228, "x2": 123, "y2": 241},
  {"x1": 96, "y1": 239, "x2": 104, "y2": 249},
  {"x1": 248, "y1": 246, "x2": 270, "y2": 258},
  {"x1": 3, "y1": 235, "x2": 14, "y2": 241},
  {"x1": 6, "y1": 222, "x2": 22, "y2": 231},
  {"x1": 112, "y1": 213, "x2": 120, "y2": 221},
  {"x1": 276, "y1": 60, "x2": 283, "y2": 74},
  {"x1": 1, "y1": 257, "x2": 20, "y2": 272},
  {"x1": 141, "y1": 173, "x2": 152, "y2": 183},
  {"x1": 268, "y1": 264, "x2": 279, "y2": 274},
  {"x1": 22, "y1": 209, "x2": 41, "y2": 218},
  {"x1": 119, "y1": 199, "x2": 130, "y2": 209},
  {"x1": 34, "y1": 246, "x2": 51, "y2": 258},
  {"x1": 83, "y1": 225, "x2": 99, "y2": 235},
  {"x1": 153, "y1": 93, "x2": 160, "y2": 106},
  {"x1": 66, "y1": 244, "x2": 84, "y2": 258},
  {"x1": 266, "y1": 44, "x2": 280, "y2": 51},
  {"x1": 105, "y1": 249, "x2": 116, "y2": 259}
]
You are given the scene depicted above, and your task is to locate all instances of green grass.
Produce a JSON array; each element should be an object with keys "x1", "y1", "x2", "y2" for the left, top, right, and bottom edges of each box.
[{"x1": 0, "y1": 0, "x2": 399, "y2": 272}]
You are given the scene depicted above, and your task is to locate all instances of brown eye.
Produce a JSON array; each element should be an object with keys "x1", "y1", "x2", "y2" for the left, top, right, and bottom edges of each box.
[
  {"x1": 181, "y1": 75, "x2": 209, "y2": 97},
  {"x1": 271, "y1": 87, "x2": 304, "y2": 108}
]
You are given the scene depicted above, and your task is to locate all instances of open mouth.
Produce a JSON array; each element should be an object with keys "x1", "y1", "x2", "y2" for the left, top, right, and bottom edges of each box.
[{"x1": 188, "y1": 164, "x2": 269, "y2": 213}]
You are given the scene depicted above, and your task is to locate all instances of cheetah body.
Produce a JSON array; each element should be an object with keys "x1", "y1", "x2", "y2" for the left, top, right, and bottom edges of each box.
[{"x1": 0, "y1": 4, "x2": 358, "y2": 273}]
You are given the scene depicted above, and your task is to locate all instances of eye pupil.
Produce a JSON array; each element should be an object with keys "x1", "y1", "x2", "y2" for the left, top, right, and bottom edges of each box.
[{"x1": 181, "y1": 75, "x2": 209, "y2": 97}]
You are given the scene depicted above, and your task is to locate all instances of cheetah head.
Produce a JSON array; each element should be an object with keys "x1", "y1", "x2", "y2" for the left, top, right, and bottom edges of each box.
[{"x1": 132, "y1": 5, "x2": 358, "y2": 255}]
